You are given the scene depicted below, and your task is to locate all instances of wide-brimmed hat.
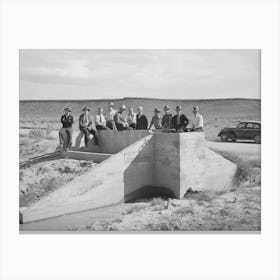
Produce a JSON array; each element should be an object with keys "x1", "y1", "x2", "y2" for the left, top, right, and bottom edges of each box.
[
  {"x1": 64, "y1": 106, "x2": 72, "y2": 112},
  {"x1": 82, "y1": 106, "x2": 90, "y2": 111},
  {"x1": 137, "y1": 106, "x2": 143, "y2": 110},
  {"x1": 175, "y1": 105, "x2": 182, "y2": 111},
  {"x1": 120, "y1": 104, "x2": 126, "y2": 110},
  {"x1": 109, "y1": 102, "x2": 114, "y2": 106},
  {"x1": 193, "y1": 105, "x2": 199, "y2": 111},
  {"x1": 163, "y1": 105, "x2": 170, "y2": 111},
  {"x1": 154, "y1": 108, "x2": 160, "y2": 113}
]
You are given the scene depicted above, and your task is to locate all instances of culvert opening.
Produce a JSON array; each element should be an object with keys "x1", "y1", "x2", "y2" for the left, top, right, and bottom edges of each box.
[{"x1": 124, "y1": 185, "x2": 176, "y2": 203}]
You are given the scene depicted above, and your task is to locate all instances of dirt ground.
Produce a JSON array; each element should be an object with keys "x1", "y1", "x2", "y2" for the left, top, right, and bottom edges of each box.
[{"x1": 20, "y1": 158, "x2": 96, "y2": 208}]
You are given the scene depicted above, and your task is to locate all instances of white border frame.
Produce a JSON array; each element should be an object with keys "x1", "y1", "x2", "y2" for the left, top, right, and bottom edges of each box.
[{"x1": 1, "y1": 1, "x2": 280, "y2": 279}]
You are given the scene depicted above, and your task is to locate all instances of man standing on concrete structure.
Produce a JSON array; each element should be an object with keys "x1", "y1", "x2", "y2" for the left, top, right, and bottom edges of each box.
[
  {"x1": 106, "y1": 102, "x2": 117, "y2": 130},
  {"x1": 127, "y1": 107, "x2": 137, "y2": 129},
  {"x1": 60, "y1": 106, "x2": 74, "y2": 151},
  {"x1": 114, "y1": 105, "x2": 131, "y2": 131},
  {"x1": 95, "y1": 107, "x2": 109, "y2": 130},
  {"x1": 191, "y1": 105, "x2": 204, "y2": 131},
  {"x1": 171, "y1": 105, "x2": 189, "y2": 132},
  {"x1": 79, "y1": 106, "x2": 99, "y2": 146},
  {"x1": 136, "y1": 106, "x2": 148, "y2": 130},
  {"x1": 161, "y1": 105, "x2": 172, "y2": 130},
  {"x1": 149, "y1": 108, "x2": 162, "y2": 130}
]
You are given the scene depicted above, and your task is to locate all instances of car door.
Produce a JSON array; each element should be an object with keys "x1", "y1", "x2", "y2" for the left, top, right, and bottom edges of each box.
[
  {"x1": 235, "y1": 122, "x2": 247, "y2": 139},
  {"x1": 250, "y1": 122, "x2": 261, "y2": 138},
  {"x1": 244, "y1": 122, "x2": 255, "y2": 139}
]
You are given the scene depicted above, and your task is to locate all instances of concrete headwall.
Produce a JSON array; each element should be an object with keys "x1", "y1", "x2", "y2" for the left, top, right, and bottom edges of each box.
[
  {"x1": 22, "y1": 131, "x2": 238, "y2": 223},
  {"x1": 154, "y1": 133, "x2": 180, "y2": 198},
  {"x1": 75, "y1": 129, "x2": 151, "y2": 154},
  {"x1": 22, "y1": 135, "x2": 154, "y2": 223}
]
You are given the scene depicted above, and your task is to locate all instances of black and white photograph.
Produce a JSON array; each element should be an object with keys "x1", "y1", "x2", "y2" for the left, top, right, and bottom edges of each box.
[
  {"x1": 19, "y1": 49, "x2": 261, "y2": 232},
  {"x1": 1, "y1": 1, "x2": 280, "y2": 279}
]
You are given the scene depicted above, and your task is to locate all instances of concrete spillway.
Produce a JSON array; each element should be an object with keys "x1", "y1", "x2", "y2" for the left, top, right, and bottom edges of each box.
[{"x1": 21, "y1": 131, "x2": 237, "y2": 224}]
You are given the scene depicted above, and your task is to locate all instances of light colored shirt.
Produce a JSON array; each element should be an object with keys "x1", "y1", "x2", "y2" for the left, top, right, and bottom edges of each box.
[
  {"x1": 192, "y1": 113, "x2": 203, "y2": 128},
  {"x1": 115, "y1": 112, "x2": 128, "y2": 126},
  {"x1": 127, "y1": 112, "x2": 137, "y2": 125},
  {"x1": 84, "y1": 114, "x2": 89, "y2": 126},
  {"x1": 95, "y1": 114, "x2": 106, "y2": 126},
  {"x1": 106, "y1": 109, "x2": 117, "y2": 121}
]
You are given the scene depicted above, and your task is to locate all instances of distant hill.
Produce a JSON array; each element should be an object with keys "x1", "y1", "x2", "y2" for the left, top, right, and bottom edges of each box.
[
  {"x1": 20, "y1": 97, "x2": 260, "y2": 120},
  {"x1": 20, "y1": 98, "x2": 261, "y2": 140}
]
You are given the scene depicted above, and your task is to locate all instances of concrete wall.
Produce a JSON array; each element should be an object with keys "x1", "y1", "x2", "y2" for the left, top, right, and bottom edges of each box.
[
  {"x1": 61, "y1": 150, "x2": 111, "y2": 163},
  {"x1": 75, "y1": 129, "x2": 151, "y2": 154},
  {"x1": 154, "y1": 133, "x2": 180, "y2": 198},
  {"x1": 22, "y1": 132, "x2": 238, "y2": 224},
  {"x1": 22, "y1": 135, "x2": 154, "y2": 223},
  {"x1": 179, "y1": 132, "x2": 207, "y2": 197}
]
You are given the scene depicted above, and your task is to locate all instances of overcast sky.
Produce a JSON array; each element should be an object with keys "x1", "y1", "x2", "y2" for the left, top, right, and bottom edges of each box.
[{"x1": 20, "y1": 49, "x2": 260, "y2": 100}]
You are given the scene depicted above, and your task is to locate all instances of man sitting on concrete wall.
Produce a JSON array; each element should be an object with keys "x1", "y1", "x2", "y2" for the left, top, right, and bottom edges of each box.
[
  {"x1": 171, "y1": 105, "x2": 189, "y2": 132},
  {"x1": 136, "y1": 106, "x2": 148, "y2": 130},
  {"x1": 95, "y1": 107, "x2": 109, "y2": 130},
  {"x1": 149, "y1": 108, "x2": 162, "y2": 130},
  {"x1": 114, "y1": 105, "x2": 131, "y2": 131},
  {"x1": 190, "y1": 105, "x2": 204, "y2": 131},
  {"x1": 161, "y1": 105, "x2": 172, "y2": 131},
  {"x1": 127, "y1": 107, "x2": 137, "y2": 129},
  {"x1": 106, "y1": 102, "x2": 117, "y2": 130},
  {"x1": 79, "y1": 106, "x2": 99, "y2": 146}
]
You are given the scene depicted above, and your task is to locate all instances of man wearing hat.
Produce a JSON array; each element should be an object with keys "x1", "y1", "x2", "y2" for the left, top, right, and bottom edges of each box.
[
  {"x1": 60, "y1": 106, "x2": 74, "y2": 150},
  {"x1": 191, "y1": 105, "x2": 204, "y2": 131},
  {"x1": 95, "y1": 107, "x2": 109, "y2": 130},
  {"x1": 79, "y1": 106, "x2": 99, "y2": 146},
  {"x1": 136, "y1": 106, "x2": 148, "y2": 130},
  {"x1": 114, "y1": 104, "x2": 131, "y2": 131},
  {"x1": 149, "y1": 108, "x2": 162, "y2": 130},
  {"x1": 106, "y1": 102, "x2": 117, "y2": 130},
  {"x1": 161, "y1": 105, "x2": 172, "y2": 130},
  {"x1": 127, "y1": 107, "x2": 137, "y2": 129},
  {"x1": 171, "y1": 105, "x2": 189, "y2": 132}
]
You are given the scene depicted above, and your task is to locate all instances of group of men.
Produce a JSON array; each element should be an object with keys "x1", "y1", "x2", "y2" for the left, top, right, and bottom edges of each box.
[{"x1": 59, "y1": 102, "x2": 203, "y2": 151}]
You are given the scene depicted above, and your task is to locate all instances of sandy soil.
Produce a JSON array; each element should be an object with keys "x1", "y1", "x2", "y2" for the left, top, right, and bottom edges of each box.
[
  {"x1": 73, "y1": 186, "x2": 260, "y2": 231},
  {"x1": 20, "y1": 133, "x2": 59, "y2": 162},
  {"x1": 20, "y1": 159, "x2": 96, "y2": 208}
]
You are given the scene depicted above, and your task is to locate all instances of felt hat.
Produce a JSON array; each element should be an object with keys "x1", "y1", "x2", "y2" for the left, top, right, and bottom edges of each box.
[
  {"x1": 154, "y1": 108, "x2": 160, "y2": 113},
  {"x1": 109, "y1": 102, "x2": 114, "y2": 106},
  {"x1": 163, "y1": 105, "x2": 170, "y2": 111},
  {"x1": 175, "y1": 105, "x2": 182, "y2": 111},
  {"x1": 120, "y1": 104, "x2": 126, "y2": 110},
  {"x1": 82, "y1": 106, "x2": 90, "y2": 111},
  {"x1": 64, "y1": 106, "x2": 72, "y2": 112}
]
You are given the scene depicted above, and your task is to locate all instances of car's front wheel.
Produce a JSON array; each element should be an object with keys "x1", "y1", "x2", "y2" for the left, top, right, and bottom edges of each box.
[
  {"x1": 254, "y1": 135, "x2": 261, "y2": 144},
  {"x1": 220, "y1": 133, "x2": 229, "y2": 142}
]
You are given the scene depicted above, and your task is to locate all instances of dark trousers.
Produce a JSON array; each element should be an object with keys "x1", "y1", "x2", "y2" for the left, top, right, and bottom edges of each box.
[
  {"x1": 79, "y1": 127, "x2": 99, "y2": 146},
  {"x1": 129, "y1": 123, "x2": 136, "y2": 129},
  {"x1": 96, "y1": 125, "x2": 110, "y2": 130},
  {"x1": 116, "y1": 124, "x2": 132, "y2": 131},
  {"x1": 106, "y1": 120, "x2": 117, "y2": 130},
  {"x1": 61, "y1": 127, "x2": 73, "y2": 150}
]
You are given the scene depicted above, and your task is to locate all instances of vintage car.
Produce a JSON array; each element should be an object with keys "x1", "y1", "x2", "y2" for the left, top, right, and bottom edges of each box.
[{"x1": 218, "y1": 121, "x2": 261, "y2": 143}]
